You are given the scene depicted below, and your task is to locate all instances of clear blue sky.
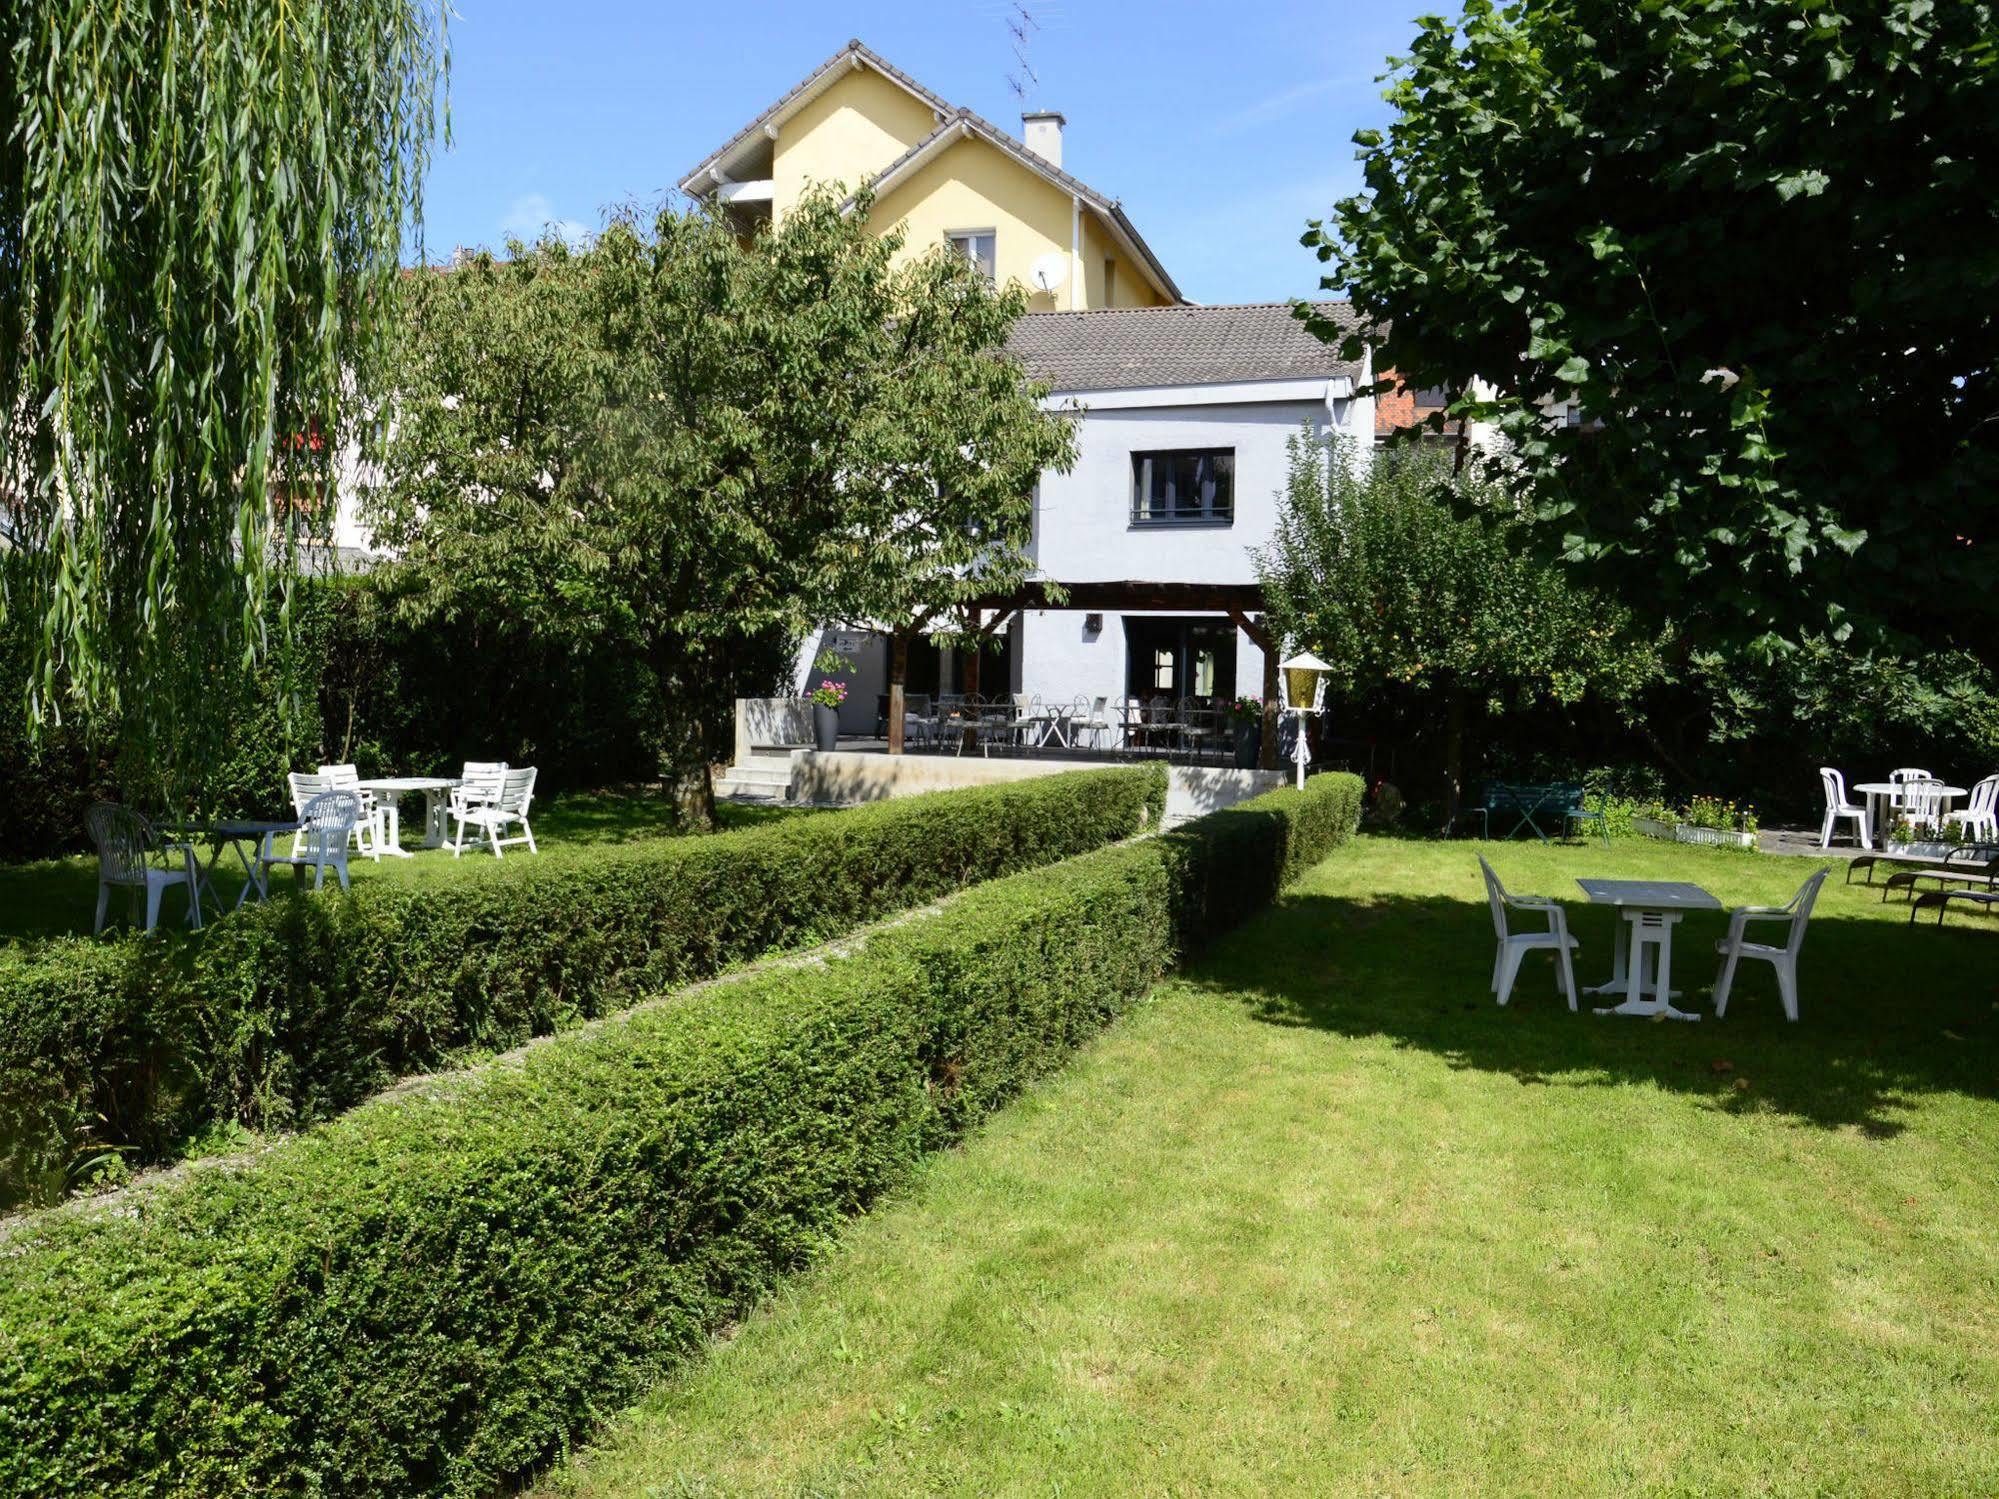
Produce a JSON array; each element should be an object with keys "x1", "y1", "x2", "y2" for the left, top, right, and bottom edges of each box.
[{"x1": 418, "y1": 0, "x2": 1433, "y2": 305}]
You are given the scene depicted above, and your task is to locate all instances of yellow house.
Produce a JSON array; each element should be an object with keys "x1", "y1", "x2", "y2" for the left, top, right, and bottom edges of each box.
[{"x1": 678, "y1": 40, "x2": 1181, "y2": 311}]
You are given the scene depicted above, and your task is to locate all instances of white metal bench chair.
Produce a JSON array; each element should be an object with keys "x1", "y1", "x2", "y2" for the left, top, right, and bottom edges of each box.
[
  {"x1": 1477, "y1": 854, "x2": 1579, "y2": 1010},
  {"x1": 1711, "y1": 868, "x2": 1827, "y2": 1021},
  {"x1": 85, "y1": 802, "x2": 203, "y2": 935}
]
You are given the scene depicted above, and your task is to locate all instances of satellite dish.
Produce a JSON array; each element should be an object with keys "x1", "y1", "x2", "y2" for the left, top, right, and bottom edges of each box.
[{"x1": 1030, "y1": 251, "x2": 1068, "y2": 294}]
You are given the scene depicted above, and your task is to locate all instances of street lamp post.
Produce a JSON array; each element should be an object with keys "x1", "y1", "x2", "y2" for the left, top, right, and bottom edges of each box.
[{"x1": 1278, "y1": 651, "x2": 1331, "y2": 791}]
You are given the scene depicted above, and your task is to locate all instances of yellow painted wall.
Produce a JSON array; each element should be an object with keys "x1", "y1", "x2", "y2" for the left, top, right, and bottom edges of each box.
[
  {"x1": 772, "y1": 68, "x2": 937, "y2": 216},
  {"x1": 765, "y1": 65, "x2": 1174, "y2": 307},
  {"x1": 868, "y1": 133, "x2": 1171, "y2": 309}
]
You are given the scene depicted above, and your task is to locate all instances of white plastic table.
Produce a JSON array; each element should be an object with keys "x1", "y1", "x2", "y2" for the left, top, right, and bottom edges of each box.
[
  {"x1": 356, "y1": 777, "x2": 462, "y2": 856},
  {"x1": 1851, "y1": 782, "x2": 1965, "y2": 844},
  {"x1": 1577, "y1": 878, "x2": 1722, "y2": 1022}
]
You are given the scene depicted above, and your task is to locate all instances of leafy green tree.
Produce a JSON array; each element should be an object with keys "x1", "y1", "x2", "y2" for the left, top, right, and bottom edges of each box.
[
  {"x1": 1256, "y1": 432, "x2": 1660, "y2": 819},
  {"x1": 367, "y1": 190, "x2": 1072, "y2": 816},
  {"x1": 0, "y1": 0, "x2": 445, "y2": 804},
  {"x1": 1303, "y1": 0, "x2": 1997, "y2": 665}
]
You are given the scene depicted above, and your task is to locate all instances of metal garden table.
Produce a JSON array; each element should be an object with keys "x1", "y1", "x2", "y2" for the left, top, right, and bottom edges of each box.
[{"x1": 164, "y1": 819, "x2": 301, "y2": 910}]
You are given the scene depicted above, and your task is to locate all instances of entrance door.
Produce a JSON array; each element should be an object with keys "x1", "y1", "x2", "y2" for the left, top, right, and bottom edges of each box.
[{"x1": 1122, "y1": 617, "x2": 1237, "y2": 702}]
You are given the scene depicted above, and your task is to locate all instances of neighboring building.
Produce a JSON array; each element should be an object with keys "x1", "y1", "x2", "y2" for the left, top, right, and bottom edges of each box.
[
  {"x1": 678, "y1": 39, "x2": 1180, "y2": 311},
  {"x1": 803, "y1": 302, "x2": 1375, "y2": 735}
]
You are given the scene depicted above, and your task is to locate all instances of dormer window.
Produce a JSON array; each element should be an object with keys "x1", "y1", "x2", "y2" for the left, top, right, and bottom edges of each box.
[{"x1": 947, "y1": 230, "x2": 996, "y2": 281}]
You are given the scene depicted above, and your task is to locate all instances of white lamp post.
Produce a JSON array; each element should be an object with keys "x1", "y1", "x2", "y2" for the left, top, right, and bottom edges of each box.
[{"x1": 1278, "y1": 651, "x2": 1332, "y2": 791}]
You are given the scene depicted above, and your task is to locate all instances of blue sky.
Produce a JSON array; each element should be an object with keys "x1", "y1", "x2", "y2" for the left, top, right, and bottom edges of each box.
[{"x1": 418, "y1": 0, "x2": 1433, "y2": 304}]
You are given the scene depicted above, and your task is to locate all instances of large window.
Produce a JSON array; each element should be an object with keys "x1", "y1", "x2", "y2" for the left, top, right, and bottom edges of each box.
[
  {"x1": 946, "y1": 230, "x2": 996, "y2": 281},
  {"x1": 1130, "y1": 448, "x2": 1235, "y2": 526}
]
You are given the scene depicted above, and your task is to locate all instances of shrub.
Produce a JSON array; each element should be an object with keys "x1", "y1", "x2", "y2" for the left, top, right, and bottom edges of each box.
[
  {"x1": 0, "y1": 766, "x2": 1165, "y2": 1209},
  {"x1": 0, "y1": 773, "x2": 1362, "y2": 1498}
]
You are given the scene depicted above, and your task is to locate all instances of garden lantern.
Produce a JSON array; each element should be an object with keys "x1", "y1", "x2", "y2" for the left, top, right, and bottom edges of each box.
[{"x1": 1278, "y1": 651, "x2": 1331, "y2": 790}]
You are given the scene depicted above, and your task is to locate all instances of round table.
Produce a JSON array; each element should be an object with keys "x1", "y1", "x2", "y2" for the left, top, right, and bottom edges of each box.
[
  {"x1": 1851, "y1": 781, "x2": 1965, "y2": 843},
  {"x1": 356, "y1": 776, "x2": 463, "y2": 856}
]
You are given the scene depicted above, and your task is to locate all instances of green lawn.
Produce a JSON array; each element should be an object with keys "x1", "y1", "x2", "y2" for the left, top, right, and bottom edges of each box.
[
  {"x1": 1, "y1": 791, "x2": 804, "y2": 945},
  {"x1": 540, "y1": 834, "x2": 1999, "y2": 1497}
]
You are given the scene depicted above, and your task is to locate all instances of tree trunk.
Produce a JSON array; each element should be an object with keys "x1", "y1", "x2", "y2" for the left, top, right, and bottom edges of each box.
[
  {"x1": 887, "y1": 629, "x2": 909, "y2": 755},
  {"x1": 1444, "y1": 687, "x2": 1466, "y2": 829},
  {"x1": 673, "y1": 760, "x2": 715, "y2": 832}
]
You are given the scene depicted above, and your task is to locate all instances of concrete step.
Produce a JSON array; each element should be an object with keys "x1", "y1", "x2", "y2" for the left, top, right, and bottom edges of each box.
[{"x1": 716, "y1": 757, "x2": 796, "y2": 803}]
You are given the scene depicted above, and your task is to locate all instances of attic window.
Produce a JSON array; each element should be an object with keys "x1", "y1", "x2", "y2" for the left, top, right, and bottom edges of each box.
[{"x1": 946, "y1": 230, "x2": 996, "y2": 281}]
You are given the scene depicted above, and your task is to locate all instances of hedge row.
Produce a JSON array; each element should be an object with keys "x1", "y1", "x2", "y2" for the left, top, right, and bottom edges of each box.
[
  {"x1": 0, "y1": 771, "x2": 1363, "y2": 1498},
  {"x1": 0, "y1": 766, "x2": 1165, "y2": 1208}
]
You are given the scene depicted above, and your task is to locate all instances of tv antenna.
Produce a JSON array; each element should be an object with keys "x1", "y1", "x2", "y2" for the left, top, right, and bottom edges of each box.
[{"x1": 1004, "y1": 3, "x2": 1040, "y2": 101}]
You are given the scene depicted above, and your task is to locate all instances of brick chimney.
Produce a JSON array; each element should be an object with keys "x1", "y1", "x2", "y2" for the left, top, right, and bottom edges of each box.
[{"x1": 1021, "y1": 110, "x2": 1065, "y2": 170}]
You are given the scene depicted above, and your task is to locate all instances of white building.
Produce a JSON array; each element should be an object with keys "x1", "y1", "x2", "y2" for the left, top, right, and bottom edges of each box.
[{"x1": 804, "y1": 301, "x2": 1373, "y2": 734}]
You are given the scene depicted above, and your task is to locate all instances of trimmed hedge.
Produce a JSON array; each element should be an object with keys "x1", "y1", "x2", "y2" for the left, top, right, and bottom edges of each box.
[
  {"x1": 0, "y1": 766, "x2": 1165, "y2": 1208},
  {"x1": 0, "y1": 771, "x2": 1363, "y2": 1498}
]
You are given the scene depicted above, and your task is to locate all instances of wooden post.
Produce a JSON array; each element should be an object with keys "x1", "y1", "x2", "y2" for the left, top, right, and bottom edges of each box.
[
  {"x1": 961, "y1": 609, "x2": 982, "y2": 699},
  {"x1": 887, "y1": 629, "x2": 909, "y2": 755},
  {"x1": 1229, "y1": 608, "x2": 1282, "y2": 773},
  {"x1": 1260, "y1": 646, "x2": 1280, "y2": 773}
]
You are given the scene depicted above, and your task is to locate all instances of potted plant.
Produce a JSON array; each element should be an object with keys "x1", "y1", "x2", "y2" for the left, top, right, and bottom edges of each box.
[
  {"x1": 1632, "y1": 800, "x2": 1678, "y2": 841},
  {"x1": 808, "y1": 649, "x2": 853, "y2": 753},
  {"x1": 1221, "y1": 696, "x2": 1264, "y2": 768},
  {"x1": 1674, "y1": 795, "x2": 1760, "y2": 851}
]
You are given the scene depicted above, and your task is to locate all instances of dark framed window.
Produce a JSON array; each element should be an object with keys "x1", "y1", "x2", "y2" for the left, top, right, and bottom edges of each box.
[{"x1": 1130, "y1": 448, "x2": 1235, "y2": 526}]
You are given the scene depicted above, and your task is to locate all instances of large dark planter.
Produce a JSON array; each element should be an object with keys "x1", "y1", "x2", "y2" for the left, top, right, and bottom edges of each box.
[
  {"x1": 1231, "y1": 721, "x2": 1261, "y2": 769},
  {"x1": 812, "y1": 703, "x2": 840, "y2": 752}
]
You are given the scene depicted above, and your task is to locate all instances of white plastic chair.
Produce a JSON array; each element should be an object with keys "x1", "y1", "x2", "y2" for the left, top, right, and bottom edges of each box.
[
  {"x1": 256, "y1": 790, "x2": 360, "y2": 892},
  {"x1": 451, "y1": 766, "x2": 538, "y2": 857},
  {"x1": 1888, "y1": 767, "x2": 1933, "y2": 785},
  {"x1": 1477, "y1": 854, "x2": 1579, "y2": 1010},
  {"x1": 1901, "y1": 777, "x2": 1947, "y2": 835},
  {"x1": 1946, "y1": 774, "x2": 1999, "y2": 843},
  {"x1": 316, "y1": 764, "x2": 385, "y2": 860},
  {"x1": 1712, "y1": 868, "x2": 1827, "y2": 1021},
  {"x1": 1818, "y1": 767, "x2": 1871, "y2": 850},
  {"x1": 450, "y1": 760, "x2": 507, "y2": 819},
  {"x1": 85, "y1": 802, "x2": 203, "y2": 935}
]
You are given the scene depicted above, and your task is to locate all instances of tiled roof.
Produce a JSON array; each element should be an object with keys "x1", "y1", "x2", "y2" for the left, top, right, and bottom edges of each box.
[{"x1": 1005, "y1": 303, "x2": 1370, "y2": 393}]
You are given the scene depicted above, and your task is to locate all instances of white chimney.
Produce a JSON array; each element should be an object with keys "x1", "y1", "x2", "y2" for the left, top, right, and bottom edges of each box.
[{"x1": 1021, "y1": 110, "x2": 1065, "y2": 170}]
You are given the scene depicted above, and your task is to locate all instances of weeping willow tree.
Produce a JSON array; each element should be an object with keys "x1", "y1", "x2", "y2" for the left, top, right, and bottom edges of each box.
[{"x1": 0, "y1": 0, "x2": 445, "y2": 807}]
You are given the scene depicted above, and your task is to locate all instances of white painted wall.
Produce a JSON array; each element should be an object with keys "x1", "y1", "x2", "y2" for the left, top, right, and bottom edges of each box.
[
  {"x1": 1016, "y1": 381, "x2": 1369, "y2": 707},
  {"x1": 782, "y1": 376, "x2": 1376, "y2": 738}
]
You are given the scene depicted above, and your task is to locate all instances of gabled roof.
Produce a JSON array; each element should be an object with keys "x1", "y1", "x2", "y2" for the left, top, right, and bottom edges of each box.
[
  {"x1": 678, "y1": 40, "x2": 1182, "y2": 305},
  {"x1": 848, "y1": 108, "x2": 1181, "y2": 305},
  {"x1": 678, "y1": 40, "x2": 950, "y2": 195},
  {"x1": 1006, "y1": 303, "x2": 1370, "y2": 393}
]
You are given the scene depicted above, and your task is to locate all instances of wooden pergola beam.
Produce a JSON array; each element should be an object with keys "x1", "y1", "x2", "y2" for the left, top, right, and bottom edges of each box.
[{"x1": 959, "y1": 580, "x2": 1267, "y2": 615}]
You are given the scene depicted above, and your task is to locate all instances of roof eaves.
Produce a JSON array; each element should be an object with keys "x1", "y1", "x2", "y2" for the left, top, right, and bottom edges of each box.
[{"x1": 677, "y1": 40, "x2": 953, "y2": 195}]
